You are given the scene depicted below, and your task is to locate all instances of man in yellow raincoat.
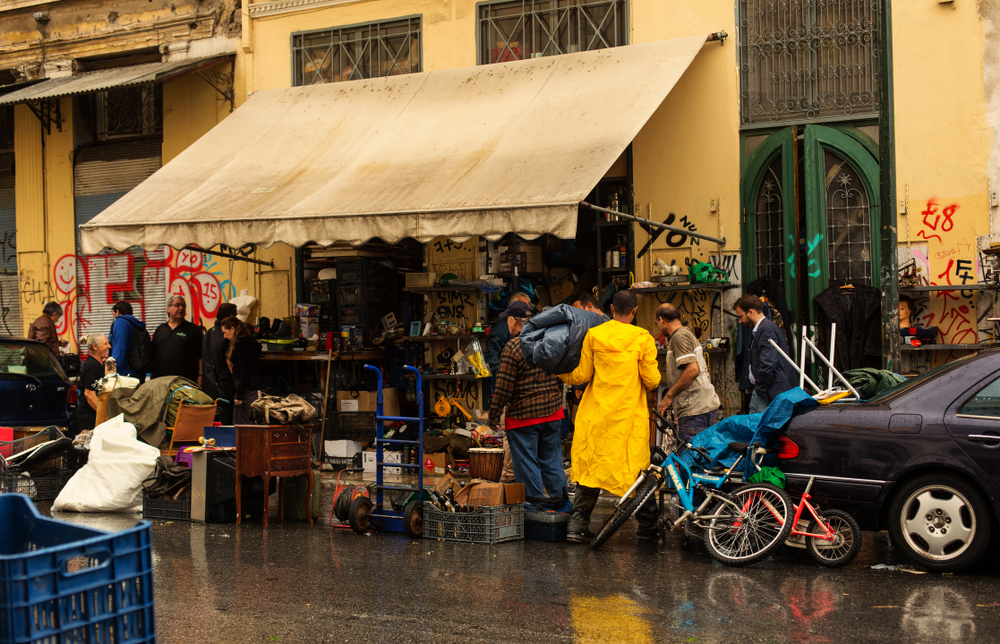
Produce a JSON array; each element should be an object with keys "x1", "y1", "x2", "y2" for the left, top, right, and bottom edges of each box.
[{"x1": 560, "y1": 289, "x2": 661, "y2": 543}]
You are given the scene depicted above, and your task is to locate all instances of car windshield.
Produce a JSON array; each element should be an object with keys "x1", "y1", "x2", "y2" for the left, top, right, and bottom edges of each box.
[
  {"x1": 0, "y1": 342, "x2": 67, "y2": 380},
  {"x1": 867, "y1": 352, "x2": 978, "y2": 402}
]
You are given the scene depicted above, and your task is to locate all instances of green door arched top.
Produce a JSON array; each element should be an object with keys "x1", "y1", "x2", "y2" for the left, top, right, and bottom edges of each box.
[
  {"x1": 740, "y1": 125, "x2": 881, "y2": 328},
  {"x1": 741, "y1": 128, "x2": 797, "y2": 307},
  {"x1": 804, "y1": 124, "x2": 881, "y2": 301}
]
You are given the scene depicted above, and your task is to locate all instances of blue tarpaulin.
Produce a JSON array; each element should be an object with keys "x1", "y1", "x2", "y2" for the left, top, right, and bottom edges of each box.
[{"x1": 677, "y1": 387, "x2": 818, "y2": 471}]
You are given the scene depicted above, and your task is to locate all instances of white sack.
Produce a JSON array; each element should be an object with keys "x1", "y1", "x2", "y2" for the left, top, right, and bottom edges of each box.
[{"x1": 53, "y1": 414, "x2": 160, "y2": 512}]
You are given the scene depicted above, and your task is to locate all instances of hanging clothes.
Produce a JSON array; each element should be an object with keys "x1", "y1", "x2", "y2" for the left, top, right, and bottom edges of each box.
[{"x1": 814, "y1": 285, "x2": 882, "y2": 371}]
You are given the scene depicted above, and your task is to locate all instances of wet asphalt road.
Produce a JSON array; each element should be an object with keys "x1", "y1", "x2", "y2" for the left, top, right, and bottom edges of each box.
[{"x1": 40, "y1": 490, "x2": 1000, "y2": 644}]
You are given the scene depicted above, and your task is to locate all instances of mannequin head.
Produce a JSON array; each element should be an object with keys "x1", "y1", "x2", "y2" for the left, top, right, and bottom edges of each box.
[{"x1": 899, "y1": 296, "x2": 914, "y2": 328}]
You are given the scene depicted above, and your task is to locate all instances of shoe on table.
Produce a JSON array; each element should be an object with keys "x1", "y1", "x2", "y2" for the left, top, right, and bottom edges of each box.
[{"x1": 566, "y1": 529, "x2": 595, "y2": 543}]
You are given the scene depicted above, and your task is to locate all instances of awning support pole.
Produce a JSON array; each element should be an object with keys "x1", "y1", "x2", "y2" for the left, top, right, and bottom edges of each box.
[
  {"x1": 579, "y1": 201, "x2": 726, "y2": 246},
  {"x1": 25, "y1": 99, "x2": 62, "y2": 135},
  {"x1": 185, "y1": 245, "x2": 274, "y2": 267}
]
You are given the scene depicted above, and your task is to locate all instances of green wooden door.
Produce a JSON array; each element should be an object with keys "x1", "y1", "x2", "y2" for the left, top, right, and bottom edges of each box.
[{"x1": 742, "y1": 125, "x2": 880, "y2": 329}]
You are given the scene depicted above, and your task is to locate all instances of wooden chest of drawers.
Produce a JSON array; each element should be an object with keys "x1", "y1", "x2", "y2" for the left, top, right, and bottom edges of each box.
[{"x1": 235, "y1": 424, "x2": 314, "y2": 527}]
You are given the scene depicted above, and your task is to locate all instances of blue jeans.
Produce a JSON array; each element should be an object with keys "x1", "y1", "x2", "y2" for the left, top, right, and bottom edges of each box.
[
  {"x1": 677, "y1": 409, "x2": 718, "y2": 443},
  {"x1": 749, "y1": 390, "x2": 769, "y2": 414},
  {"x1": 505, "y1": 420, "x2": 568, "y2": 504}
]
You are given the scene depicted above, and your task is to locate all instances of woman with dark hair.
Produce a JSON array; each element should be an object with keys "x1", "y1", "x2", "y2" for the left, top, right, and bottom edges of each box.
[{"x1": 221, "y1": 317, "x2": 263, "y2": 424}]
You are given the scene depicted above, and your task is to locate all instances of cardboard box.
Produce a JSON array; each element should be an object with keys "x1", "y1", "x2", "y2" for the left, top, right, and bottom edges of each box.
[
  {"x1": 324, "y1": 439, "x2": 362, "y2": 458},
  {"x1": 299, "y1": 316, "x2": 318, "y2": 338},
  {"x1": 361, "y1": 450, "x2": 402, "y2": 478},
  {"x1": 405, "y1": 272, "x2": 436, "y2": 287},
  {"x1": 362, "y1": 450, "x2": 376, "y2": 473},
  {"x1": 422, "y1": 452, "x2": 449, "y2": 476},
  {"x1": 454, "y1": 481, "x2": 525, "y2": 509},
  {"x1": 294, "y1": 303, "x2": 320, "y2": 317},
  {"x1": 336, "y1": 388, "x2": 400, "y2": 420}
]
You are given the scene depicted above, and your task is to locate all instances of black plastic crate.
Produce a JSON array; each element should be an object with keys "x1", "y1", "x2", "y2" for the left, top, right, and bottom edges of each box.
[
  {"x1": 336, "y1": 258, "x2": 395, "y2": 285},
  {"x1": 324, "y1": 412, "x2": 376, "y2": 441},
  {"x1": 142, "y1": 493, "x2": 192, "y2": 521},
  {"x1": 308, "y1": 278, "x2": 337, "y2": 304},
  {"x1": 337, "y1": 305, "x2": 396, "y2": 345},
  {"x1": 0, "y1": 466, "x2": 73, "y2": 500},
  {"x1": 388, "y1": 342, "x2": 423, "y2": 388},
  {"x1": 336, "y1": 282, "x2": 396, "y2": 308},
  {"x1": 318, "y1": 303, "x2": 338, "y2": 332}
]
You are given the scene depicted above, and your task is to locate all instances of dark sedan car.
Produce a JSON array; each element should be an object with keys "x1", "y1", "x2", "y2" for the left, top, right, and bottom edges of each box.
[
  {"x1": 781, "y1": 348, "x2": 1000, "y2": 572},
  {"x1": 0, "y1": 337, "x2": 77, "y2": 428}
]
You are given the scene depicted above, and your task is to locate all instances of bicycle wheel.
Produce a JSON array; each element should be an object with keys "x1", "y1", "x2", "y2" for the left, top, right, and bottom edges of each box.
[
  {"x1": 703, "y1": 483, "x2": 793, "y2": 566},
  {"x1": 807, "y1": 509, "x2": 862, "y2": 568},
  {"x1": 591, "y1": 473, "x2": 663, "y2": 550}
]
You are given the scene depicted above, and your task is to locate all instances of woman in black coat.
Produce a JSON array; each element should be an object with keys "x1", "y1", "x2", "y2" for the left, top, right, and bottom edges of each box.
[{"x1": 220, "y1": 317, "x2": 263, "y2": 424}]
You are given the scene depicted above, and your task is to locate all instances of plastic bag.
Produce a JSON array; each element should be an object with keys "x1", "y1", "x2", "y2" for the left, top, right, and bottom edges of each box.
[{"x1": 53, "y1": 414, "x2": 160, "y2": 512}]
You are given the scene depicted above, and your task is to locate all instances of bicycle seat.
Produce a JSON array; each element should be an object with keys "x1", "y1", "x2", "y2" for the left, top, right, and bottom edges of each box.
[{"x1": 729, "y1": 441, "x2": 749, "y2": 453}]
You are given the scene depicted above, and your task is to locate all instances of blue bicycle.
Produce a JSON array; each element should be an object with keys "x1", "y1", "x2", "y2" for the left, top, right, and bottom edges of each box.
[{"x1": 590, "y1": 411, "x2": 794, "y2": 566}]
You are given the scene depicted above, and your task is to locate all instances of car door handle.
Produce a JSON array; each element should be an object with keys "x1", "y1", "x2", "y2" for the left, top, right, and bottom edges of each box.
[{"x1": 967, "y1": 434, "x2": 1000, "y2": 444}]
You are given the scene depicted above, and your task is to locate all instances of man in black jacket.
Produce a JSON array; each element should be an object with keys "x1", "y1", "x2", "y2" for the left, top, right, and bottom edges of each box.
[
  {"x1": 202, "y1": 302, "x2": 237, "y2": 424},
  {"x1": 734, "y1": 294, "x2": 796, "y2": 414}
]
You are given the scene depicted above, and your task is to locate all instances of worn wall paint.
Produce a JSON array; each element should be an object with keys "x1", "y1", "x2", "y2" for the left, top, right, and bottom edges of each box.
[{"x1": 162, "y1": 62, "x2": 234, "y2": 164}]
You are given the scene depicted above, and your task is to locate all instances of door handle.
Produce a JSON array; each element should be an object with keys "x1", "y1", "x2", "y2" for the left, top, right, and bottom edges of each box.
[{"x1": 967, "y1": 434, "x2": 1000, "y2": 444}]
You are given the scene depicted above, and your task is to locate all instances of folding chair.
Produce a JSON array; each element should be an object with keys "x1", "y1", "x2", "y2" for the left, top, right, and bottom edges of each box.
[{"x1": 165, "y1": 400, "x2": 217, "y2": 456}]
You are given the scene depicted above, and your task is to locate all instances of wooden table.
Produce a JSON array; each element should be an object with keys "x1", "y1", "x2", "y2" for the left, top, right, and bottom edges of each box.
[
  {"x1": 259, "y1": 349, "x2": 383, "y2": 362},
  {"x1": 234, "y1": 424, "x2": 314, "y2": 527}
]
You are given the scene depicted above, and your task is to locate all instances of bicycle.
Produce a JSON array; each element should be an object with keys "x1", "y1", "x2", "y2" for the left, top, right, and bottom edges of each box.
[
  {"x1": 591, "y1": 411, "x2": 794, "y2": 566},
  {"x1": 783, "y1": 475, "x2": 862, "y2": 567}
]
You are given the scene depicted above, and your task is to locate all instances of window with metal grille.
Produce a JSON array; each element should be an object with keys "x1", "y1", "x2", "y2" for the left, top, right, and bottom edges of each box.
[
  {"x1": 824, "y1": 150, "x2": 872, "y2": 285},
  {"x1": 738, "y1": 0, "x2": 879, "y2": 128},
  {"x1": 292, "y1": 17, "x2": 422, "y2": 86},
  {"x1": 754, "y1": 155, "x2": 785, "y2": 282},
  {"x1": 478, "y1": 0, "x2": 627, "y2": 65},
  {"x1": 95, "y1": 85, "x2": 163, "y2": 140}
]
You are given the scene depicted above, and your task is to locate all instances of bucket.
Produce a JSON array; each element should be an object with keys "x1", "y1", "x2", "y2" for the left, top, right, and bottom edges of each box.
[{"x1": 469, "y1": 448, "x2": 504, "y2": 482}]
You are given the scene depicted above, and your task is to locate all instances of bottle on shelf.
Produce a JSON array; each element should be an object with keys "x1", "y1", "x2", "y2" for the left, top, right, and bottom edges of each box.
[
  {"x1": 609, "y1": 193, "x2": 620, "y2": 221},
  {"x1": 618, "y1": 235, "x2": 628, "y2": 268}
]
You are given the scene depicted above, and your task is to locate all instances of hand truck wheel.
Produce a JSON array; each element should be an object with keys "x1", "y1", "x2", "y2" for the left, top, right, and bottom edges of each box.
[
  {"x1": 349, "y1": 495, "x2": 374, "y2": 534},
  {"x1": 403, "y1": 500, "x2": 423, "y2": 538}
]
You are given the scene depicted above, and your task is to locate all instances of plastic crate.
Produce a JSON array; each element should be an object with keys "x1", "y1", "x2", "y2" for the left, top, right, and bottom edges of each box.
[
  {"x1": 324, "y1": 412, "x2": 376, "y2": 441},
  {"x1": 0, "y1": 494, "x2": 155, "y2": 644},
  {"x1": 423, "y1": 503, "x2": 524, "y2": 544},
  {"x1": 524, "y1": 510, "x2": 569, "y2": 542},
  {"x1": 0, "y1": 427, "x2": 65, "y2": 462},
  {"x1": 141, "y1": 493, "x2": 192, "y2": 521},
  {"x1": 307, "y1": 278, "x2": 336, "y2": 304},
  {"x1": 336, "y1": 258, "x2": 395, "y2": 285},
  {"x1": 388, "y1": 343, "x2": 423, "y2": 388},
  {"x1": 0, "y1": 463, "x2": 73, "y2": 501},
  {"x1": 336, "y1": 283, "x2": 396, "y2": 309},
  {"x1": 325, "y1": 453, "x2": 363, "y2": 471}
]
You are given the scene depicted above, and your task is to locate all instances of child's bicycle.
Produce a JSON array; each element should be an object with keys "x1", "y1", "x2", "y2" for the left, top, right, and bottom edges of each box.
[
  {"x1": 590, "y1": 411, "x2": 795, "y2": 566},
  {"x1": 782, "y1": 475, "x2": 862, "y2": 567}
]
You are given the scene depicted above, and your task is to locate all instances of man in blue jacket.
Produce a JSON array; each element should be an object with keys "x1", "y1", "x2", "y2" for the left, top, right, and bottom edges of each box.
[
  {"x1": 108, "y1": 301, "x2": 147, "y2": 382},
  {"x1": 734, "y1": 294, "x2": 796, "y2": 414}
]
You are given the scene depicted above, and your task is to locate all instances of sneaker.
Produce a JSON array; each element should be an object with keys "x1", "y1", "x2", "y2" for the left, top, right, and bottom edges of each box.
[{"x1": 566, "y1": 529, "x2": 594, "y2": 543}]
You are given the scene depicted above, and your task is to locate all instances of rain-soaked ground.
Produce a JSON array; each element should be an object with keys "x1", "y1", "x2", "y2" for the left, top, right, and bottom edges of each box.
[{"x1": 37, "y1": 484, "x2": 1000, "y2": 644}]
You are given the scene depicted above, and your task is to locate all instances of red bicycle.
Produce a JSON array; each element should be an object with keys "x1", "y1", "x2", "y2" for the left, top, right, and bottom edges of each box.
[{"x1": 783, "y1": 476, "x2": 862, "y2": 567}]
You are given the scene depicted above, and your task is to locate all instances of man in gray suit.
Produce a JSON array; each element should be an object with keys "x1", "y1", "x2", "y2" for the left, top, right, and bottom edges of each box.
[{"x1": 734, "y1": 294, "x2": 796, "y2": 414}]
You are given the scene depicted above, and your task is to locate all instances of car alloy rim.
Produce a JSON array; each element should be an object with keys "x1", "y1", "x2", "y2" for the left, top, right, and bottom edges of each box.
[{"x1": 900, "y1": 484, "x2": 976, "y2": 562}]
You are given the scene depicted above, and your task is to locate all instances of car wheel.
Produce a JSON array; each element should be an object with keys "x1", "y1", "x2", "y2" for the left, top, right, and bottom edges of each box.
[{"x1": 887, "y1": 473, "x2": 993, "y2": 573}]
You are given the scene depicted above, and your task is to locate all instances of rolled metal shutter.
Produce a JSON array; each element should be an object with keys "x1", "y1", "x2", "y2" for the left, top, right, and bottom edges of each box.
[
  {"x1": 0, "y1": 154, "x2": 19, "y2": 336},
  {"x1": 74, "y1": 141, "x2": 165, "y2": 352}
]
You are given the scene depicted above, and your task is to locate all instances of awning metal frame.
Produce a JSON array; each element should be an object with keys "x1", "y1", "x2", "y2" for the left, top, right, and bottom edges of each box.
[
  {"x1": 196, "y1": 58, "x2": 235, "y2": 112},
  {"x1": 25, "y1": 99, "x2": 62, "y2": 134}
]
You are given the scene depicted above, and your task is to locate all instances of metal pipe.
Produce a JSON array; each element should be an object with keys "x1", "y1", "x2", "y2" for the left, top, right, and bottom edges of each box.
[
  {"x1": 768, "y1": 338, "x2": 823, "y2": 393},
  {"x1": 579, "y1": 201, "x2": 726, "y2": 246},
  {"x1": 184, "y1": 245, "x2": 274, "y2": 267},
  {"x1": 828, "y1": 323, "x2": 837, "y2": 391},
  {"x1": 799, "y1": 326, "x2": 807, "y2": 390}
]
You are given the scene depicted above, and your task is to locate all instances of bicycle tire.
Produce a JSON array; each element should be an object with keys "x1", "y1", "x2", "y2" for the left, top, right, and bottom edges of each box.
[
  {"x1": 591, "y1": 473, "x2": 662, "y2": 550},
  {"x1": 703, "y1": 483, "x2": 793, "y2": 566},
  {"x1": 807, "y1": 508, "x2": 862, "y2": 568}
]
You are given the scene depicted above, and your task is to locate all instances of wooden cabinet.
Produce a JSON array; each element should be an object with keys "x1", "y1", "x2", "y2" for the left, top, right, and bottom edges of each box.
[{"x1": 235, "y1": 424, "x2": 314, "y2": 527}]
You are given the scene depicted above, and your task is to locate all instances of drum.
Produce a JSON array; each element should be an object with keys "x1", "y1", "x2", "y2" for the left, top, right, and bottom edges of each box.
[{"x1": 469, "y1": 447, "x2": 504, "y2": 482}]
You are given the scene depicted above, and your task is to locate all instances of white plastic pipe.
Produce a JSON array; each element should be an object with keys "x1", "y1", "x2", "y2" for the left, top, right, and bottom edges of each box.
[{"x1": 768, "y1": 338, "x2": 824, "y2": 393}]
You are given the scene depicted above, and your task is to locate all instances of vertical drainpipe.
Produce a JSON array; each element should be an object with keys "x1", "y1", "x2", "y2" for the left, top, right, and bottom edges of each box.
[{"x1": 878, "y1": 0, "x2": 899, "y2": 371}]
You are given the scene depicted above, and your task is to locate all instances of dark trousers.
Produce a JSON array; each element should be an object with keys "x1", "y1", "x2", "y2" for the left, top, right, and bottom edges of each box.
[
  {"x1": 569, "y1": 483, "x2": 658, "y2": 534},
  {"x1": 233, "y1": 391, "x2": 259, "y2": 425},
  {"x1": 505, "y1": 420, "x2": 568, "y2": 503}
]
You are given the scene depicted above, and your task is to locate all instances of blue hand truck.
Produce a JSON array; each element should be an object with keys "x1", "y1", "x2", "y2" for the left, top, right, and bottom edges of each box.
[{"x1": 348, "y1": 364, "x2": 428, "y2": 537}]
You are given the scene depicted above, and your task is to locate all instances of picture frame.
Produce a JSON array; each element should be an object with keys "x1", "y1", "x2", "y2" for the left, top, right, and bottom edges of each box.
[{"x1": 409, "y1": 321, "x2": 423, "y2": 337}]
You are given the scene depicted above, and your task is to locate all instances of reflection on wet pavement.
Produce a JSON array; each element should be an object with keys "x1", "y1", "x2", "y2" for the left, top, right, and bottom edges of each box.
[{"x1": 31, "y1": 497, "x2": 1000, "y2": 643}]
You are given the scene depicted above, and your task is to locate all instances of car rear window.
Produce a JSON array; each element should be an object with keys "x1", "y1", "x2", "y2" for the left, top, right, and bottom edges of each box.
[
  {"x1": 0, "y1": 342, "x2": 67, "y2": 380},
  {"x1": 868, "y1": 352, "x2": 977, "y2": 402}
]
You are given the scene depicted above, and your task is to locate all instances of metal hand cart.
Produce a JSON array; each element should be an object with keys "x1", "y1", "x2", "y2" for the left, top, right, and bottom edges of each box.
[{"x1": 348, "y1": 364, "x2": 428, "y2": 537}]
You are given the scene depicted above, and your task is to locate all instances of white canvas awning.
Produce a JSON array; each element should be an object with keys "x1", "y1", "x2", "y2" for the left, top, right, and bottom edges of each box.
[{"x1": 80, "y1": 35, "x2": 708, "y2": 254}]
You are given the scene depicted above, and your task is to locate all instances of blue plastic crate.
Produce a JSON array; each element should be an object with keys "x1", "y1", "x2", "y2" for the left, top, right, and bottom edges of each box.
[{"x1": 0, "y1": 494, "x2": 155, "y2": 644}]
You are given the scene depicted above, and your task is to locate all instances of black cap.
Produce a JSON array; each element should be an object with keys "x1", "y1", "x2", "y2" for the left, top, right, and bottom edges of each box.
[{"x1": 499, "y1": 301, "x2": 532, "y2": 320}]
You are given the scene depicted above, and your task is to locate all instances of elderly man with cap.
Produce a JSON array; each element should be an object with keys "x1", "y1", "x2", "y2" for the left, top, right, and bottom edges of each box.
[{"x1": 488, "y1": 300, "x2": 571, "y2": 511}]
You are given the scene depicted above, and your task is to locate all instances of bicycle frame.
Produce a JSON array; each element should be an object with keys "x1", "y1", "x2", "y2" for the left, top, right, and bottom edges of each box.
[{"x1": 787, "y1": 476, "x2": 837, "y2": 542}]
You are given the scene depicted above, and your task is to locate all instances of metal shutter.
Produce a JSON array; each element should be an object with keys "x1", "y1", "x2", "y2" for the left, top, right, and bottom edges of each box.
[
  {"x1": 0, "y1": 154, "x2": 19, "y2": 335},
  {"x1": 74, "y1": 141, "x2": 165, "y2": 352}
]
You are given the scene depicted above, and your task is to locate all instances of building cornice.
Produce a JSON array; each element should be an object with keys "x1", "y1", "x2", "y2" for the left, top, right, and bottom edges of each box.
[{"x1": 249, "y1": 0, "x2": 370, "y2": 19}]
